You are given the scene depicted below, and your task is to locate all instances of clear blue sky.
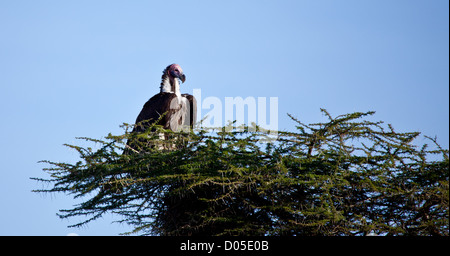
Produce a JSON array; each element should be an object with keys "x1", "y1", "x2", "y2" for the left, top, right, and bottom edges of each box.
[{"x1": 0, "y1": 0, "x2": 448, "y2": 235}]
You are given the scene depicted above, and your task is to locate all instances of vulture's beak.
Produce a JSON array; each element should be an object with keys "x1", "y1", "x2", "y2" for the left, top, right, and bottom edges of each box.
[{"x1": 180, "y1": 73, "x2": 186, "y2": 83}]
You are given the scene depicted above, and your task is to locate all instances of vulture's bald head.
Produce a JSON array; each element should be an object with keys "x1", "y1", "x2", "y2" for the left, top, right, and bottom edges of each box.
[{"x1": 166, "y1": 63, "x2": 186, "y2": 83}]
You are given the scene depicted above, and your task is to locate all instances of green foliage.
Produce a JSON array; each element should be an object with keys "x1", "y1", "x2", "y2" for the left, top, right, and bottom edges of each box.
[{"x1": 32, "y1": 110, "x2": 449, "y2": 236}]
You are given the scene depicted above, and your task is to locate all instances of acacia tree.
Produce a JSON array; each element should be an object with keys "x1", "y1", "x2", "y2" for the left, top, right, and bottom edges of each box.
[{"x1": 33, "y1": 110, "x2": 449, "y2": 235}]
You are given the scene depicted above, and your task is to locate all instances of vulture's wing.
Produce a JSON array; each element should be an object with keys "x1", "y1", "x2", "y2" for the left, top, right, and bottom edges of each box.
[
  {"x1": 182, "y1": 94, "x2": 197, "y2": 129},
  {"x1": 125, "y1": 93, "x2": 178, "y2": 154},
  {"x1": 132, "y1": 92, "x2": 178, "y2": 133}
]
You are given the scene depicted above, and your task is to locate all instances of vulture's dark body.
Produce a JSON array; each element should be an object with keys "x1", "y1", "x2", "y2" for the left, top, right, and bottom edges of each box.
[
  {"x1": 133, "y1": 92, "x2": 197, "y2": 133},
  {"x1": 125, "y1": 92, "x2": 196, "y2": 153}
]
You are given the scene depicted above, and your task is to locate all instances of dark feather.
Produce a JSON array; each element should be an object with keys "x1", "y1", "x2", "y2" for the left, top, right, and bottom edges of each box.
[
  {"x1": 182, "y1": 94, "x2": 197, "y2": 128},
  {"x1": 133, "y1": 92, "x2": 178, "y2": 133}
]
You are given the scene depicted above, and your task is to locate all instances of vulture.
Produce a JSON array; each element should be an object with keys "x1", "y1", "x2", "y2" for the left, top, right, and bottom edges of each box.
[{"x1": 125, "y1": 64, "x2": 197, "y2": 153}]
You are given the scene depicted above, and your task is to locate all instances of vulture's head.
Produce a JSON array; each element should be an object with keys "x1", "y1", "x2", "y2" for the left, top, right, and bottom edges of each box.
[{"x1": 166, "y1": 63, "x2": 186, "y2": 83}]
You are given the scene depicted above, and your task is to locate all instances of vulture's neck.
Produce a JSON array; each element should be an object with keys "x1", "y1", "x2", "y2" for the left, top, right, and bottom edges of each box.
[{"x1": 160, "y1": 75, "x2": 181, "y2": 98}]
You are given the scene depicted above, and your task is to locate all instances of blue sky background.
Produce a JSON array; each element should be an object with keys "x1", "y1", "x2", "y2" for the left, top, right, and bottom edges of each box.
[{"x1": 0, "y1": 0, "x2": 448, "y2": 235}]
